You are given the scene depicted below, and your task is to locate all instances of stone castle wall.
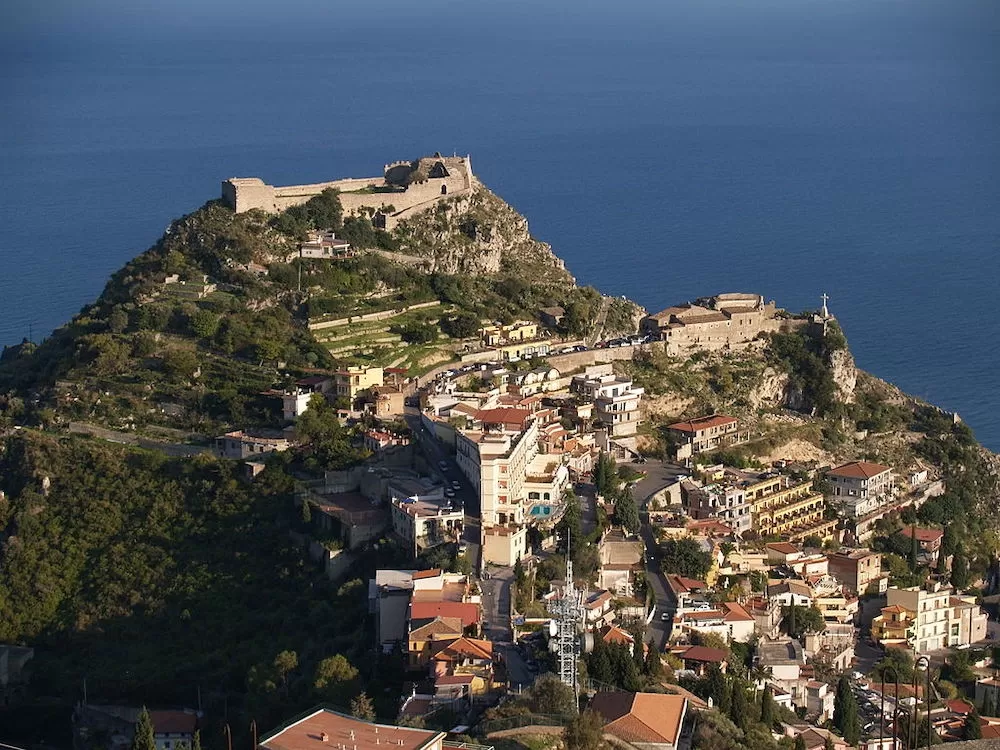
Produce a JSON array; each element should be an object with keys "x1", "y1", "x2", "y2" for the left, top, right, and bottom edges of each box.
[{"x1": 221, "y1": 156, "x2": 474, "y2": 230}]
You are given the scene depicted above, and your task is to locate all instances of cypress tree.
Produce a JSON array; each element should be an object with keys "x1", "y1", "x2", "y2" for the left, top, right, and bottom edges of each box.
[
  {"x1": 192, "y1": 731, "x2": 202, "y2": 750},
  {"x1": 131, "y1": 707, "x2": 156, "y2": 750},
  {"x1": 731, "y1": 678, "x2": 749, "y2": 729},
  {"x1": 952, "y1": 548, "x2": 970, "y2": 590},
  {"x1": 760, "y1": 684, "x2": 775, "y2": 728},
  {"x1": 794, "y1": 734, "x2": 807, "y2": 750},
  {"x1": 833, "y1": 675, "x2": 860, "y2": 745},
  {"x1": 909, "y1": 524, "x2": 920, "y2": 571},
  {"x1": 824, "y1": 735, "x2": 835, "y2": 750}
]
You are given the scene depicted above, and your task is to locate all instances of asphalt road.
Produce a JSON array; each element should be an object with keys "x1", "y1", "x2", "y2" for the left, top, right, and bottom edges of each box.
[{"x1": 641, "y1": 521, "x2": 675, "y2": 651}]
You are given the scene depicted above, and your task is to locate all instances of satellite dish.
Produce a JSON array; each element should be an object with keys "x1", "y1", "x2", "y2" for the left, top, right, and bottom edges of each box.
[
  {"x1": 549, "y1": 620, "x2": 558, "y2": 638},
  {"x1": 549, "y1": 640, "x2": 559, "y2": 653},
  {"x1": 580, "y1": 633, "x2": 595, "y2": 654}
]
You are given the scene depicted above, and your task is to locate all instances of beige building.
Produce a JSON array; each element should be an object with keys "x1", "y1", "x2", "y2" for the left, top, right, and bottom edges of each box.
[
  {"x1": 481, "y1": 525, "x2": 527, "y2": 566},
  {"x1": 872, "y1": 582, "x2": 988, "y2": 653},
  {"x1": 571, "y1": 365, "x2": 644, "y2": 438},
  {"x1": 667, "y1": 414, "x2": 748, "y2": 461},
  {"x1": 643, "y1": 293, "x2": 796, "y2": 353},
  {"x1": 480, "y1": 321, "x2": 538, "y2": 347},
  {"x1": 333, "y1": 365, "x2": 384, "y2": 401},
  {"x1": 828, "y1": 549, "x2": 885, "y2": 595}
]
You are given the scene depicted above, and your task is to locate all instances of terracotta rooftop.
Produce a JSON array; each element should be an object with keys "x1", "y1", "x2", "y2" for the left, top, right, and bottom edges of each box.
[
  {"x1": 766, "y1": 542, "x2": 800, "y2": 555},
  {"x1": 474, "y1": 408, "x2": 531, "y2": 428},
  {"x1": 666, "y1": 575, "x2": 708, "y2": 594},
  {"x1": 150, "y1": 711, "x2": 199, "y2": 735},
  {"x1": 899, "y1": 527, "x2": 944, "y2": 543},
  {"x1": 408, "y1": 616, "x2": 463, "y2": 639},
  {"x1": 411, "y1": 569, "x2": 443, "y2": 580},
  {"x1": 680, "y1": 645, "x2": 728, "y2": 664},
  {"x1": 260, "y1": 708, "x2": 443, "y2": 750},
  {"x1": 432, "y1": 637, "x2": 493, "y2": 662},
  {"x1": 722, "y1": 601, "x2": 754, "y2": 622},
  {"x1": 667, "y1": 414, "x2": 738, "y2": 433},
  {"x1": 600, "y1": 625, "x2": 635, "y2": 645},
  {"x1": 409, "y1": 601, "x2": 480, "y2": 628},
  {"x1": 589, "y1": 692, "x2": 688, "y2": 746},
  {"x1": 827, "y1": 461, "x2": 891, "y2": 479}
]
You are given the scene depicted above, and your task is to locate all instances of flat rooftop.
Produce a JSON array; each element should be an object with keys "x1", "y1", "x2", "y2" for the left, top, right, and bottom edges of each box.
[{"x1": 261, "y1": 709, "x2": 443, "y2": 750}]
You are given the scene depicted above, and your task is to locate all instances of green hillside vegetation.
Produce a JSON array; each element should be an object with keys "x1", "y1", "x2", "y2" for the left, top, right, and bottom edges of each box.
[
  {"x1": 0, "y1": 430, "x2": 406, "y2": 744},
  {"x1": 0, "y1": 188, "x2": 601, "y2": 433}
]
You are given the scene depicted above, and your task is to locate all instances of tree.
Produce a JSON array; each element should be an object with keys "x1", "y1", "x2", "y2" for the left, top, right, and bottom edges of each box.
[
  {"x1": 301, "y1": 499, "x2": 312, "y2": 525},
  {"x1": 909, "y1": 523, "x2": 920, "y2": 572},
  {"x1": 794, "y1": 734, "x2": 807, "y2": 750},
  {"x1": 613, "y1": 488, "x2": 640, "y2": 535},
  {"x1": 351, "y1": 692, "x2": 376, "y2": 721},
  {"x1": 760, "y1": 684, "x2": 775, "y2": 728},
  {"x1": 833, "y1": 675, "x2": 860, "y2": 745},
  {"x1": 824, "y1": 734, "x2": 835, "y2": 750},
  {"x1": 315, "y1": 654, "x2": 359, "y2": 690},
  {"x1": 131, "y1": 707, "x2": 156, "y2": 750},
  {"x1": 440, "y1": 312, "x2": 481, "y2": 339},
  {"x1": 781, "y1": 605, "x2": 825, "y2": 638},
  {"x1": 643, "y1": 645, "x2": 662, "y2": 678},
  {"x1": 951, "y1": 548, "x2": 970, "y2": 590},
  {"x1": 192, "y1": 731, "x2": 202, "y2": 750},
  {"x1": 730, "y1": 677, "x2": 749, "y2": 729},
  {"x1": 660, "y1": 537, "x2": 712, "y2": 580},
  {"x1": 108, "y1": 306, "x2": 129, "y2": 334},
  {"x1": 564, "y1": 709, "x2": 605, "y2": 750},
  {"x1": 965, "y1": 705, "x2": 983, "y2": 740},
  {"x1": 530, "y1": 674, "x2": 577, "y2": 715}
]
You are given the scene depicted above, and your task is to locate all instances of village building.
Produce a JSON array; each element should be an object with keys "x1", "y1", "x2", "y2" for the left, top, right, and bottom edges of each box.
[
  {"x1": 872, "y1": 581, "x2": 988, "y2": 652},
  {"x1": 571, "y1": 364, "x2": 644, "y2": 439},
  {"x1": 642, "y1": 293, "x2": 796, "y2": 353},
  {"x1": 826, "y1": 460, "x2": 896, "y2": 518},
  {"x1": 73, "y1": 705, "x2": 199, "y2": 750},
  {"x1": 898, "y1": 526, "x2": 944, "y2": 565},
  {"x1": 214, "y1": 429, "x2": 292, "y2": 459},
  {"x1": 588, "y1": 692, "x2": 690, "y2": 750},
  {"x1": 330, "y1": 365, "x2": 384, "y2": 402},
  {"x1": 390, "y1": 492, "x2": 463, "y2": 557},
  {"x1": 259, "y1": 708, "x2": 445, "y2": 750},
  {"x1": 827, "y1": 548, "x2": 886, "y2": 595},
  {"x1": 298, "y1": 230, "x2": 352, "y2": 259},
  {"x1": 666, "y1": 414, "x2": 747, "y2": 462}
]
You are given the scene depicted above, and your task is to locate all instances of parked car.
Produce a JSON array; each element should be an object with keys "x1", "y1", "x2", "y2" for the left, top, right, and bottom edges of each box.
[
  {"x1": 451, "y1": 480, "x2": 461, "y2": 489},
  {"x1": 439, "y1": 460, "x2": 449, "y2": 471},
  {"x1": 458, "y1": 541, "x2": 469, "y2": 554},
  {"x1": 660, "y1": 612, "x2": 670, "y2": 621},
  {"x1": 445, "y1": 488, "x2": 456, "y2": 498}
]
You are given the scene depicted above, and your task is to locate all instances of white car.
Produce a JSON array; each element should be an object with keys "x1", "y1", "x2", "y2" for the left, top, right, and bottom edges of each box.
[{"x1": 660, "y1": 612, "x2": 670, "y2": 622}]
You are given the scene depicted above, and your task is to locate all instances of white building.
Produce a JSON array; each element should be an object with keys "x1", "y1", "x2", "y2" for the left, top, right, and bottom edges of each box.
[
  {"x1": 571, "y1": 365, "x2": 644, "y2": 438},
  {"x1": 826, "y1": 461, "x2": 895, "y2": 517}
]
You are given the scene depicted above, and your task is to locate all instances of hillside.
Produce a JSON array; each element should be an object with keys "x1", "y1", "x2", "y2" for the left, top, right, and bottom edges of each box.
[{"x1": 0, "y1": 180, "x2": 609, "y2": 436}]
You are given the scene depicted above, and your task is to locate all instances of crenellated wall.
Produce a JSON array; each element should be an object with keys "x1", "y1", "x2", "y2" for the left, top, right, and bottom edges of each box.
[{"x1": 221, "y1": 155, "x2": 474, "y2": 229}]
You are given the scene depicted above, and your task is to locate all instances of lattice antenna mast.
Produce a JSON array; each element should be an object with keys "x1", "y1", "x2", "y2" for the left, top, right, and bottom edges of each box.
[{"x1": 556, "y1": 528, "x2": 582, "y2": 698}]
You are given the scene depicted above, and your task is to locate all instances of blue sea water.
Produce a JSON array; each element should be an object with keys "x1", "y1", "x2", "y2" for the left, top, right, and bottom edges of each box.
[{"x1": 1, "y1": 0, "x2": 999, "y2": 446}]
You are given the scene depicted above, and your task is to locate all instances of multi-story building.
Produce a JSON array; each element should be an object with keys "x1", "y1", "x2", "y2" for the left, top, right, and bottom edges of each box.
[
  {"x1": 480, "y1": 321, "x2": 537, "y2": 347},
  {"x1": 333, "y1": 365, "x2": 384, "y2": 401},
  {"x1": 390, "y1": 493, "x2": 464, "y2": 557},
  {"x1": 454, "y1": 408, "x2": 567, "y2": 564},
  {"x1": 826, "y1": 461, "x2": 895, "y2": 517},
  {"x1": 739, "y1": 471, "x2": 832, "y2": 541},
  {"x1": 571, "y1": 365, "x2": 644, "y2": 438},
  {"x1": 872, "y1": 582, "x2": 988, "y2": 653},
  {"x1": 215, "y1": 429, "x2": 292, "y2": 459},
  {"x1": 682, "y1": 481, "x2": 751, "y2": 535},
  {"x1": 828, "y1": 549, "x2": 885, "y2": 595},
  {"x1": 667, "y1": 414, "x2": 747, "y2": 461},
  {"x1": 299, "y1": 230, "x2": 352, "y2": 259}
]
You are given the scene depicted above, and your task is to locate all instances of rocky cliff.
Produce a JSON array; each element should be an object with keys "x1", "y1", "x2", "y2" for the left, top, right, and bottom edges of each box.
[{"x1": 392, "y1": 182, "x2": 575, "y2": 285}]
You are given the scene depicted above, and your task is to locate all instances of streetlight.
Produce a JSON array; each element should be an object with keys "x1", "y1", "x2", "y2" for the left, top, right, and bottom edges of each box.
[
  {"x1": 879, "y1": 664, "x2": 901, "y2": 750},
  {"x1": 915, "y1": 655, "x2": 931, "y2": 750}
]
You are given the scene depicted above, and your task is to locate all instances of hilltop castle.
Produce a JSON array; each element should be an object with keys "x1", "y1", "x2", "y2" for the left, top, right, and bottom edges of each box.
[{"x1": 222, "y1": 154, "x2": 474, "y2": 230}]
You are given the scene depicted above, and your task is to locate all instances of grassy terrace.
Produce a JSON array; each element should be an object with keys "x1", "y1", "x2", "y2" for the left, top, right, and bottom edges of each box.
[{"x1": 310, "y1": 304, "x2": 467, "y2": 375}]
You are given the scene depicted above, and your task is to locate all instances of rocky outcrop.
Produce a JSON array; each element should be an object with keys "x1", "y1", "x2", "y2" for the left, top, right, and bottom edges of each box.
[
  {"x1": 829, "y1": 348, "x2": 858, "y2": 404},
  {"x1": 392, "y1": 182, "x2": 574, "y2": 285}
]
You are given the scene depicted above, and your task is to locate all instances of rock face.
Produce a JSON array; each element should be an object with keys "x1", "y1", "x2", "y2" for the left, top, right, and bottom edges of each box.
[
  {"x1": 393, "y1": 182, "x2": 574, "y2": 284},
  {"x1": 829, "y1": 348, "x2": 858, "y2": 404}
]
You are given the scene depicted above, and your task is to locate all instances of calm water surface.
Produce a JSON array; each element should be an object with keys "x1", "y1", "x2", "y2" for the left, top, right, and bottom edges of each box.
[{"x1": 1, "y1": 0, "x2": 999, "y2": 445}]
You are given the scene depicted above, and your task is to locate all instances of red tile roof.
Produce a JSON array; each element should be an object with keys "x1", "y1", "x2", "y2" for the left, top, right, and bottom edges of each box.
[
  {"x1": 666, "y1": 575, "x2": 708, "y2": 594},
  {"x1": 411, "y1": 568, "x2": 443, "y2": 580},
  {"x1": 947, "y1": 699, "x2": 973, "y2": 715},
  {"x1": 474, "y1": 408, "x2": 532, "y2": 428},
  {"x1": 410, "y1": 601, "x2": 480, "y2": 628},
  {"x1": 722, "y1": 601, "x2": 754, "y2": 622},
  {"x1": 435, "y1": 674, "x2": 475, "y2": 686},
  {"x1": 432, "y1": 637, "x2": 493, "y2": 662},
  {"x1": 667, "y1": 414, "x2": 738, "y2": 433},
  {"x1": 827, "y1": 461, "x2": 891, "y2": 479},
  {"x1": 260, "y1": 708, "x2": 443, "y2": 750},
  {"x1": 589, "y1": 692, "x2": 688, "y2": 745},
  {"x1": 680, "y1": 645, "x2": 728, "y2": 664},
  {"x1": 766, "y1": 542, "x2": 800, "y2": 555},
  {"x1": 150, "y1": 711, "x2": 198, "y2": 735},
  {"x1": 899, "y1": 527, "x2": 944, "y2": 543}
]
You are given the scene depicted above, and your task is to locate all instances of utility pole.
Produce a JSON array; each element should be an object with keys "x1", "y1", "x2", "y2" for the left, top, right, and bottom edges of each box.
[{"x1": 553, "y1": 530, "x2": 583, "y2": 701}]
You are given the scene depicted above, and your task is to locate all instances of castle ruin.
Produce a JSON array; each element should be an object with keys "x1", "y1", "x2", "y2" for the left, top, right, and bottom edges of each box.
[{"x1": 221, "y1": 155, "x2": 474, "y2": 230}]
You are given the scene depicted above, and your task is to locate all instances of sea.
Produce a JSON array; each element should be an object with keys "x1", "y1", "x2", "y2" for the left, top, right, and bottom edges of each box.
[{"x1": 1, "y1": 0, "x2": 999, "y2": 447}]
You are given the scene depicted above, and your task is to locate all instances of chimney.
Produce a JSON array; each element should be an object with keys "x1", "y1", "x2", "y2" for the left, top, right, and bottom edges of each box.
[{"x1": 320, "y1": 733, "x2": 329, "y2": 743}]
